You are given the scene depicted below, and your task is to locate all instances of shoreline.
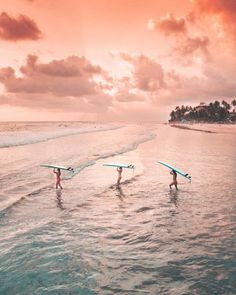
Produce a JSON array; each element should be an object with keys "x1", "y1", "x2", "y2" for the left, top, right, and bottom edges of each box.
[
  {"x1": 170, "y1": 124, "x2": 216, "y2": 133},
  {"x1": 169, "y1": 122, "x2": 236, "y2": 134}
]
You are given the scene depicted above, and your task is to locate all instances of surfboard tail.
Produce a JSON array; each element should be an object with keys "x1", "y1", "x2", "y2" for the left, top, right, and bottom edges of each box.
[{"x1": 157, "y1": 161, "x2": 192, "y2": 181}]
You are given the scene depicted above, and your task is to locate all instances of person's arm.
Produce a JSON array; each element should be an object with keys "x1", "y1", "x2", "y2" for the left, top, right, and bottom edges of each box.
[{"x1": 53, "y1": 168, "x2": 56, "y2": 174}]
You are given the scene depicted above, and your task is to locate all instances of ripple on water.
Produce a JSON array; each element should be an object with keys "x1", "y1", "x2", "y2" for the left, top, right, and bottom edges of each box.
[{"x1": 1, "y1": 124, "x2": 236, "y2": 294}]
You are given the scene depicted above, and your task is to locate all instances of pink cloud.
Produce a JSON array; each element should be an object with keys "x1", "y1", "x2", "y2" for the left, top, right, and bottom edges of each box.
[
  {"x1": 176, "y1": 35, "x2": 210, "y2": 57},
  {"x1": 0, "y1": 55, "x2": 107, "y2": 97},
  {"x1": 161, "y1": 57, "x2": 236, "y2": 105},
  {"x1": 149, "y1": 12, "x2": 210, "y2": 59},
  {"x1": 20, "y1": 55, "x2": 102, "y2": 77},
  {"x1": 1, "y1": 50, "x2": 236, "y2": 120},
  {"x1": 193, "y1": 0, "x2": 236, "y2": 44},
  {"x1": 120, "y1": 54, "x2": 165, "y2": 92},
  {"x1": 149, "y1": 13, "x2": 186, "y2": 35},
  {"x1": 118, "y1": 52, "x2": 236, "y2": 107},
  {"x1": 0, "y1": 54, "x2": 114, "y2": 114},
  {"x1": 193, "y1": 0, "x2": 236, "y2": 15},
  {"x1": 0, "y1": 12, "x2": 42, "y2": 41}
]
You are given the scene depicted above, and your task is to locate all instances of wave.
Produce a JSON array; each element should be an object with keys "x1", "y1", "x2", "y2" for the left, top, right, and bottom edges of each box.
[
  {"x1": 0, "y1": 124, "x2": 123, "y2": 148},
  {"x1": 94, "y1": 132, "x2": 156, "y2": 160},
  {"x1": 65, "y1": 131, "x2": 156, "y2": 180},
  {"x1": 63, "y1": 160, "x2": 96, "y2": 180},
  {"x1": 0, "y1": 184, "x2": 52, "y2": 217},
  {"x1": 0, "y1": 130, "x2": 156, "y2": 214}
]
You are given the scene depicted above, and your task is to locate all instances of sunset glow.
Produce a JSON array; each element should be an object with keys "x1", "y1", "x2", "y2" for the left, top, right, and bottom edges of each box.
[{"x1": 0, "y1": 0, "x2": 236, "y2": 121}]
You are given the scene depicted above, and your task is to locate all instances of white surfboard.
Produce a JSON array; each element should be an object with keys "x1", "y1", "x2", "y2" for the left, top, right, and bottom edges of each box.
[
  {"x1": 157, "y1": 161, "x2": 191, "y2": 180},
  {"x1": 41, "y1": 164, "x2": 74, "y2": 172},
  {"x1": 103, "y1": 163, "x2": 135, "y2": 169}
]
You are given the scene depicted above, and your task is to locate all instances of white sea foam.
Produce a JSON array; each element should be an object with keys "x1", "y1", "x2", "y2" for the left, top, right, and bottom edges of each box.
[
  {"x1": 0, "y1": 123, "x2": 123, "y2": 148},
  {"x1": 65, "y1": 131, "x2": 156, "y2": 180},
  {"x1": 0, "y1": 126, "x2": 156, "y2": 212}
]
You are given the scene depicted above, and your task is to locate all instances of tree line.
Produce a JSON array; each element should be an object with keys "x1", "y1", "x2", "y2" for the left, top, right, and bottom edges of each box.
[{"x1": 169, "y1": 100, "x2": 236, "y2": 123}]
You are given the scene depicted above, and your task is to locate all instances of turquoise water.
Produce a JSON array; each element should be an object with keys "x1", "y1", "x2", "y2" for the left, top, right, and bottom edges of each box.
[{"x1": 0, "y1": 123, "x2": 235, "y2": 294}]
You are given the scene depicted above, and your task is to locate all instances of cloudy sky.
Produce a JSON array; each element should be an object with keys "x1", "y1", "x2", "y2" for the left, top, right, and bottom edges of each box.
[{"x1": 0, "y1": 0, "x2": 236, "y2": 122}]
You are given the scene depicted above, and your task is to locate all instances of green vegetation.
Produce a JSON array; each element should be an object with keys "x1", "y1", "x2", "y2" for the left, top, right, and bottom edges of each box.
[{"x1": 169, "y1": 100, "x2": 236, "y2": 123}]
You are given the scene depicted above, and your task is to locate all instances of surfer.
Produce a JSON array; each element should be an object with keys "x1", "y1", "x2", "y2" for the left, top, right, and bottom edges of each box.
[
  {"x1": 169, "y1": 170, "x2": 178, "y2": 190},
  {"x1": 53, "y1": 168, "x2": 63, "y2": 189},
  {"x1": 117, "y1": 167, "x2": 123, "y2": 186}
]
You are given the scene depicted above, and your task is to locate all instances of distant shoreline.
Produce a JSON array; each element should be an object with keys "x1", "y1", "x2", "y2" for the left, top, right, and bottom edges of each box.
[
  {"x1": 170, "y1": 124, "x2": 217, "y2": 133},
  {"x1": 169, "y1": 122, "x2": 236, "y2": 135}
]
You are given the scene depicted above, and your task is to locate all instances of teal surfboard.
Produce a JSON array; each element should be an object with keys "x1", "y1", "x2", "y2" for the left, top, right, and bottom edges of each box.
[
  {"x1": 103, "y1": 163, "x2": 135, "y2": 169},
  {"x1": 41, "y1": 164, "x2": 74, "y2": 172},
  {"x1": 157, "y1": 161, "x2": 191, "y2": 180}
]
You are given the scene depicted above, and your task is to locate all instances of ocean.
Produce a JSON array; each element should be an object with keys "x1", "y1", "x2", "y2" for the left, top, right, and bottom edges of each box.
[{"x1": 0, "y1": 122, "x2": 235, "y2": 294}]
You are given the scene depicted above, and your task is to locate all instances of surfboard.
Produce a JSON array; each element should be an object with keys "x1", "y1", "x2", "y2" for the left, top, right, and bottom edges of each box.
[
  {"x1": 103, "y1": 163, "x2": 135, "y2": 169},
  {"x1": 41, "y1": 164, "x2": 74, "y2": 172},
  {"x1": 157, "y1": 161, "x2": 191, "y2": 180}
]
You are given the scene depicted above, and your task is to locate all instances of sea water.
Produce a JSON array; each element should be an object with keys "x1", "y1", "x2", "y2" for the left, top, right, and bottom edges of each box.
[{"x1": 0, "y1": 122, "x2": 235, "y2": 294}]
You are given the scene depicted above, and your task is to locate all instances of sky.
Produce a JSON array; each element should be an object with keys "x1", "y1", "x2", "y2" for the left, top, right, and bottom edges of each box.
[{"x1": 0, "y1": 0, "x2": 236, "y2": 122}]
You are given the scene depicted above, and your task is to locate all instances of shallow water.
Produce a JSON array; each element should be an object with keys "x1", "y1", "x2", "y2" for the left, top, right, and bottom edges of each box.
[{"x1": 0, "y1": 123, "x2": 235, "y2": 294}]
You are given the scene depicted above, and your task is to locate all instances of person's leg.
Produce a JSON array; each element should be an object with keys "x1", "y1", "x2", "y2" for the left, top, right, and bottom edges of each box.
[
  {"x1": 58, "y1": 179, "x2": 63, "y2": 189},
  {"x1": 117, "y1": 176, "x2": 121, "y2": 186},
  {"x1": 56, "y1": 179, "x2": 60, "y2": 189},
  {"x1": 174, "y1": 183, "x2": 178, "y2": 190}
]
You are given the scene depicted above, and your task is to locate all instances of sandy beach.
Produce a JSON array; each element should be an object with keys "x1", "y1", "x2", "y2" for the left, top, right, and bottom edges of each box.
[{"x1": 170, "y1": 123, "x2": 236, "y2": 135}]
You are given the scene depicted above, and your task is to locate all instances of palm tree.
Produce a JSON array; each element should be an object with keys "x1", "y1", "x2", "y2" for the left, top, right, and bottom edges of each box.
[
  {"x1": 214, "y1": 100, "x2": 220, "y2": 108},
  {"x1": 208, "y1": 102, "x2": 215, "y2": 121},
  {"x1": 169, "y1": 100, "x2": 234, "y2": 123},
  {"x1": 222, "y1": 100, "x2": 231, "y2": 111},
  {"x1": 231, "y1": 99, "x2": 236, "y2": 107},
  {"x1": 169, "y1": 110, "x2": 176, "y2": 122}
]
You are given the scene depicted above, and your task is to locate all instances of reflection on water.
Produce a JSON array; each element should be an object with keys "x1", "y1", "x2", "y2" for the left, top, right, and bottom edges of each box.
[
  {"x1": 0, "y1": 124, "x2": 235, "y2": 294},
  {"x1": 56, "y1": 188, "x2": 65, "y2": 210},
  {"x1": 115, "y1": 186, "x2": 126, "y2": 201},
  {"x1": 169, "y1": 189, "x2": 179, "y2": 207}
]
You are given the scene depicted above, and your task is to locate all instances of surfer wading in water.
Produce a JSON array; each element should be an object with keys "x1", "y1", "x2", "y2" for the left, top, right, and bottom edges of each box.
[
  {"x1": 117, "y1": 167, "x2": 123, "y2": 186},
  {"x1": 53, "y1": 168, "x2": 63, "y2": 189},
  {"x1": 169, "y1": 169, "x2": 178, "y2": 190}
]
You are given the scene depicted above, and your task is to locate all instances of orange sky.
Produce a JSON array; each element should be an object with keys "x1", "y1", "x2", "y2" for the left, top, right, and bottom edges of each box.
[{"x1": 0, "y1": 0, "x2": 236, "y2": 122}]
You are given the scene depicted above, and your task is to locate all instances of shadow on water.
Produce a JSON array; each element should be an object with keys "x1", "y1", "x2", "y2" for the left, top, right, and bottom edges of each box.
[
  {"x1": 114, "y1": 174, "x2": 143, "y2": 201},
  {"x1": 56, "y1": 189, "x2": 65, "y2": 210},
  {"x1": 169, "y1": 189, "x2": 179, "y2": 207},
  {"x1": 115, "y1": 185, "x2": 126, "y2": 201}
]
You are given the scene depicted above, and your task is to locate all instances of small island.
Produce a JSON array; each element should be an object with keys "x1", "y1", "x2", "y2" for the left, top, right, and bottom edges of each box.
[{"x1": 169, "y1": 100, "x2": 236, "y2": 123}]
